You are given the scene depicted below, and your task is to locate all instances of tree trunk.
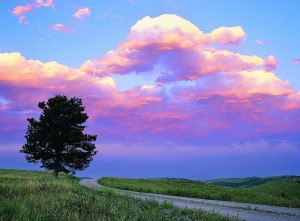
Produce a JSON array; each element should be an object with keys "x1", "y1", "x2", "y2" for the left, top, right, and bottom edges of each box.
[{"x1": 53, "y1": 168, "x2": 58, "y2": 178}]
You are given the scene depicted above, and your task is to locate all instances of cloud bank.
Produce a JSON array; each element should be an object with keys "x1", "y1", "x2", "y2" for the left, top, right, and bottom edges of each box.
[{"x1": 1, "y1": 14, "x2": 300, "y2": 158}]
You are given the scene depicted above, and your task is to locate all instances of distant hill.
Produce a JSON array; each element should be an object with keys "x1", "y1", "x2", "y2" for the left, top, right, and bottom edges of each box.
[{"x1": 205, "y1": 176, "x2": 300, "y2": 188}]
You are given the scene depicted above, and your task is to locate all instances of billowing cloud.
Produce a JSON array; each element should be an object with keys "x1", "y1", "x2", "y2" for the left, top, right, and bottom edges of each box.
[
  {"x1": 0, "y1": 52, "x2": 116, "y2": 132},
  {"x1": 0, "y1": 52, "x2": 114, "y2": 91},
  {"x1": 81, "y1": 15, "x2": 252, "y2": 81},
  {"x1": 1, "y1": 14, "x2": 300, "y2": 158},
  {"x1": 50, "y1": 24, "x2": 72, "y2": 32},
  {"x1": 208, "y1": 26, "x2": 246, "y2": 45},
  {"x1": 79, "y1": 14, "x2": 300, "y2": 145},
  {"x1": 127, "y1": 14, "x2": 246, "y2": 48},
  {"x1": 73, "y1": 7, "x2": 91, "y2": 20},
  {"x1": 81, "y1": 14, "x2": 273, "y2": 84},
  {"x1": 11, "y1": 0, "x2": 54, "y2": 24}
]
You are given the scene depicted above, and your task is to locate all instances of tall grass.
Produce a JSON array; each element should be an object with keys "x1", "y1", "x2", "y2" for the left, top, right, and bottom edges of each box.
[
  {"x1": 0, "y1": 169, "x2": 231, "y2": 221},
  {"x1": 99, "y1": 177, "x2": 300, "y2": 208}
]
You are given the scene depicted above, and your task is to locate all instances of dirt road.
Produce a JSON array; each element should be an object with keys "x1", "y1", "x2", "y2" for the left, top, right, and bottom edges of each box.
[{"x1": 79, "y1": 179, "x2": 300, "y2": 221}]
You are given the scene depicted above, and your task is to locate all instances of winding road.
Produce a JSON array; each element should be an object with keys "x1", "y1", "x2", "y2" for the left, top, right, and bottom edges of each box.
[{"x1": 79, "y1": 178, "x2": 300, "y2": 221}]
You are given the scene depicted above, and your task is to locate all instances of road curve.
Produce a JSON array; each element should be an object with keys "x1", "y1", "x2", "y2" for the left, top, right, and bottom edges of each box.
[{"x1": 79, "y1": 178, "x2": 300, "y2": 221}]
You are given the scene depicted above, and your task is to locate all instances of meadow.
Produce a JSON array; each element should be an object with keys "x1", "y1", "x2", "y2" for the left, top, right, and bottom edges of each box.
[
  {"x1": 249, "y1": 179, "x2": 300, "y2": 199},
  {"x1": 0, "y1": 169, "x2": 231, "y2": 221},
  {"x1": 98, "y1": 177, "x2": 300, "y2": 208}
]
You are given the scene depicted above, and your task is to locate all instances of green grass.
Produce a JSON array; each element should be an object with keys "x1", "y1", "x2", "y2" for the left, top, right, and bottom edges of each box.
[
  {"x1": 98, "y1": 177, "x2": 300, "y2": 208},
  {"x1": 249, "y1": 179, "x2": 300, "y2": 200},
  {"x1": 0, "y1": 169, "x2": 231, "y2": 221}
]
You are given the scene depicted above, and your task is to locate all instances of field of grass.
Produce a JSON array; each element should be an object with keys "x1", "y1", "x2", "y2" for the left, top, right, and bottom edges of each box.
[
  {"x1": 206, "y1": 176, "x2": 300, "y2": 188},
  {"x1": 0, "y1": 169, "x2": 230, "y2": 221},
  {"x1": 98, "y1": 177, "x2": 300, "y2": 208},
  {"x1": 249, "y1": 179, "x2": 300, "y2": 200}
]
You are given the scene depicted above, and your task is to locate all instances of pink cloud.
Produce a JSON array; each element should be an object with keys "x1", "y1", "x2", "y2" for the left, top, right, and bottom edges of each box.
[
  {"x1": 50, "y1": 24, "x2": 72, "y2": 32},
  {"x1": 155, "y1": 51, "x2": 264, "y2": 83},
  {"x1": 291, "y1": 58, "x2": 300, "y2": 64},
  {"x1": 0, "y1": 52, "x2": 118, "y2": 132},
  {"x1": 12, "y1": 4, "x2": 34, "y2": 23},
  {"x1": 263, "y1": 55, "x2": 279, "y2": 72},
  {"x1": 0, "y1": 53, "x2": 114, "y2": 90},
  {"x1": 18, "y1": 15, "x2": 29, "y2": 24},
  {"x1": 1, "y1": 14, "x2": 300, "y2": 155},
  {"x1": 78, "y1": 14, "x2": 300, "y2": 144},
  {"x1": 36, "y1": 0, "x2": 54, "y2": 8},
  {"x1": 255, "y1": 40, "x2": 265, "y2": 45},
  {"x1": 73, "y1": 7, "x2": 91, "y2": 20},
  {"x1": 129, "y1": 15, "x2": 246, "y2": 47},
  {"x1": 12, "y1": 4, "x2": 34, "y2": 16},
  {"x1": 11, "y1": 0, "x2": 54, "y2": 24},
  {"x1": 80, "y1": 15, "x2": 260, "y2": 82},
  {"x1": 208, "y1": 26, "x2": 246, "y2": 45},
  {"x1": 1, "y1": 51, "x2": 300, "y2": 152}
]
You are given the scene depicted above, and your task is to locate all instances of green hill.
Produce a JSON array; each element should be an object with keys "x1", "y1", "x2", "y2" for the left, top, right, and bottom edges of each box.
[{"x1": 249, "y1": 179, "x2": 300, "y2": 200}]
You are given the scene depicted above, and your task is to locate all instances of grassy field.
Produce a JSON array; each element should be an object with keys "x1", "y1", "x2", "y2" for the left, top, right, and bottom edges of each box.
[
  {"x1": 205, "y1": 176, "x2": 300, "y2": 188},
  {"x1": 0, "y1": 169, "x2": 231, "y2": 221},
  {"x1": 249, "y1": 179, "x2": 300, "y2": 200},
  {"x1": 98, "y1": 177, "x2": 300, "y2": 208}
]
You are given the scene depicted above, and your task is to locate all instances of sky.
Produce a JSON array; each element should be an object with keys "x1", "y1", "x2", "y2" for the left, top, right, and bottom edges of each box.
[{"x1": 0, "y1": 0, "x2": 300, "y2": 180}]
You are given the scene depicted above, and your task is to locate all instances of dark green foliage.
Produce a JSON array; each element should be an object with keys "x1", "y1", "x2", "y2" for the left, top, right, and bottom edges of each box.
[
  {"x1": 0, "y1": 169, "x2": 231, "y2": 221},
  {"x1": 20, "y1": 95, "x2": 97, "y2": 177},
  {"x1": 99, "y1": 177, "x2": 300, "y2": 208}
]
